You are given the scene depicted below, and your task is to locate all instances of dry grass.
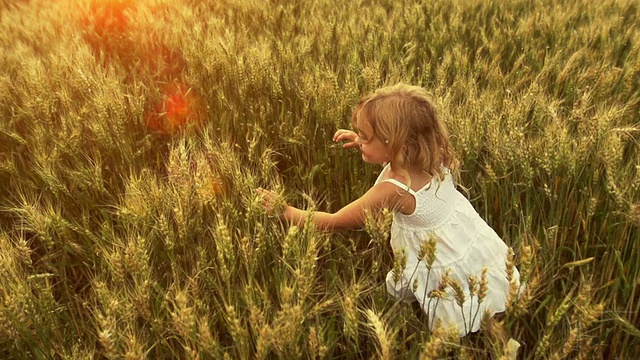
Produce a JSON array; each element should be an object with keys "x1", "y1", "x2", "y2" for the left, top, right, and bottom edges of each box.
[{"x1": 0, "y1": 0, "x2": 638, "y2": 358}]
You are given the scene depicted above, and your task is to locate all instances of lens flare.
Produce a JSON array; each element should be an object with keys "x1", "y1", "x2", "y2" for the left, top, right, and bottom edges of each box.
[
  {"x1": 146, "y1": 82, "x2": 203, "y2": 134},
  {"x1": 80, "y1": 0, "x2": 201, "y2": 135},
  {"x1": 88, "y1": 0, "x2": 134, "y2": 35}
]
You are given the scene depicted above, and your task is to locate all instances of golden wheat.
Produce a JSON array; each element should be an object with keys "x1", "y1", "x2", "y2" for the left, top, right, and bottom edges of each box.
[{"x1": 0, "y1": 0, "x2": 638, "y2": 358}]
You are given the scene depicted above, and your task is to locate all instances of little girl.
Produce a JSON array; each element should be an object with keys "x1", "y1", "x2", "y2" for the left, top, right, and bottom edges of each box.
[{"x1": 257, "y1": 84, "x2": 519, "y2": 336}]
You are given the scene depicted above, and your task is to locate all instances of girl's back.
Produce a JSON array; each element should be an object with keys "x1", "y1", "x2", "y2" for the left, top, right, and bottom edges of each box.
[{"x1": 376, "y1": 163, "x2": 518, "y2": 336}]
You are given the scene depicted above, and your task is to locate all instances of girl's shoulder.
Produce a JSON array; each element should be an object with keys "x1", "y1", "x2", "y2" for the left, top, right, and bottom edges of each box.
[
  {"x1": 370, "y1": 179, "x2": 417, "y2": 215},
  {"x1": 373, "y1": 163, "x2": 392, "y2": 186},
  {"x1": 375, "y1": 164, "x2": 441, "y2": 193},
  {"x1": 375, "y1": 167, "x2": 412, "y2": 190}
]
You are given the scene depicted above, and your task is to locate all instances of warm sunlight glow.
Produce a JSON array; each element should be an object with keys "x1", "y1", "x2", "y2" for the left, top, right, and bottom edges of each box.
[
  {"x1": 82, "y1": 0, "x2": 138, "y2": 62},
  {"x1": 146, "y1": 82, "x2": 203, "y2": 134},
  {"x1": 88, "y1": 0, "x2": 135, "y2": 35}
]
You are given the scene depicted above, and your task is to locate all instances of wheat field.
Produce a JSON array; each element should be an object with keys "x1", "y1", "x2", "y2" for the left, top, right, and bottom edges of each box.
[{"x1": 0, "y1": 0, "x2": 638, "y2": 358}]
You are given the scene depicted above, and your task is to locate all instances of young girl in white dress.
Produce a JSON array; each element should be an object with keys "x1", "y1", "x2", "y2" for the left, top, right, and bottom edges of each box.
[{"x1": 257, "y1": 83, "x2": 519, "y2": 336}]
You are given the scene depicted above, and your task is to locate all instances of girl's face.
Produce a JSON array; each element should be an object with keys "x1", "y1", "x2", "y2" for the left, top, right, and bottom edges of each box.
[{"x1": 354, "y1": 118, "x2": 390, "y2": 164}]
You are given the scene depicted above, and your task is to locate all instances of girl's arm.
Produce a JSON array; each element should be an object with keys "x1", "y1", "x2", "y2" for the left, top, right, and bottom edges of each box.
[{"x1": 257, "y1": 182, "x2": 401, "y2": 231}]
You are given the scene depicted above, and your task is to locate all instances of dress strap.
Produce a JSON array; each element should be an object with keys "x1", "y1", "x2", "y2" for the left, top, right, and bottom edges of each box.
[{"x1": 379, "y1": 179, "x2": 417, "y2": 196}]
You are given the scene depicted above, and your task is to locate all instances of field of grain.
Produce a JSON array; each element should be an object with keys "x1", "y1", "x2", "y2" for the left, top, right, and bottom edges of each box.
[{"x1": 0, "y1": 0, "x2": 638, "y2": 358}]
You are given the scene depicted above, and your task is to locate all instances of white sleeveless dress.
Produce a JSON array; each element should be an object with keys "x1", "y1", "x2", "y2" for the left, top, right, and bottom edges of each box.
[{"x1": 375, "y1": 164, "x2": 519, "y2": 336}]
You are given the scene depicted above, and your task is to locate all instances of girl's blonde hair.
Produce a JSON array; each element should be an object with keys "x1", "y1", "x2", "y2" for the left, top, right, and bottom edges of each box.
[{"x1": 352, "y1": 83, "x2": 459, "y2": 186}]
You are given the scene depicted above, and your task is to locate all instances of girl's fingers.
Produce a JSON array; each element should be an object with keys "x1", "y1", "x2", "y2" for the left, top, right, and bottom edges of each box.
[
  {"x1": 256, "y1": 188, "x2": 284, "y2": 214},
  {"x1": 333, "y1": 129, "x2": 350, "y2": 138},
  {"x1": 333, "y1": 129, "x2": 356, "y2": 142}
]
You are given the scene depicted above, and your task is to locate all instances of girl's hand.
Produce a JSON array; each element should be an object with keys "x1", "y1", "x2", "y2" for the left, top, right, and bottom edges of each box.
[
  {"x1": 333, "y1": 129, "x2": 359, "y2": 149},
  {"x1": 256, "y1": 187, "x2": 288, "y2": 217}
]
